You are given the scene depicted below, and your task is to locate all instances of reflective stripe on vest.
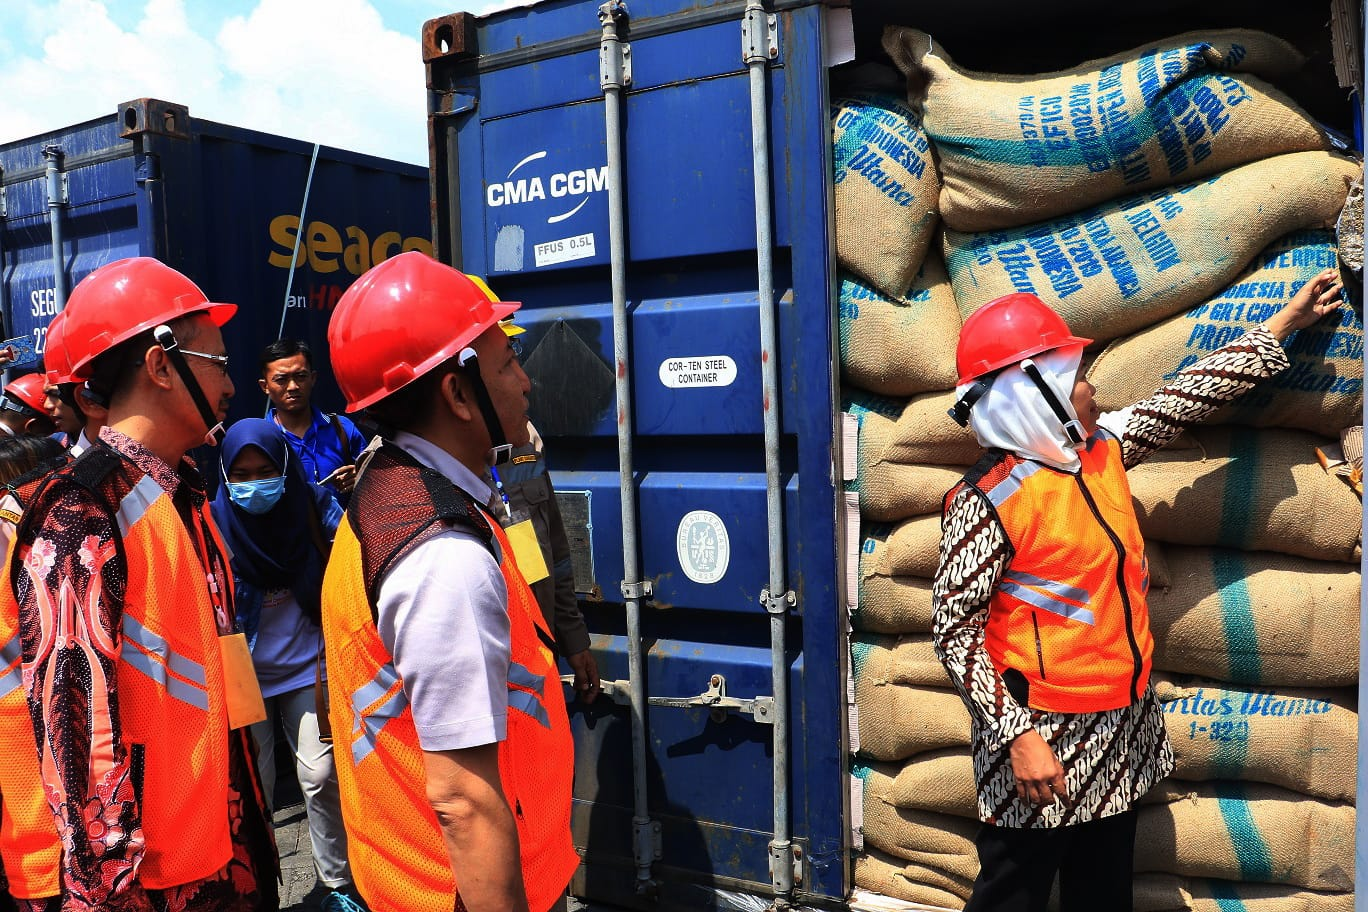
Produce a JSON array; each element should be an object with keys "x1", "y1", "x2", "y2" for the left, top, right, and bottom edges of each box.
[
  {"x1": 121, "y1": 613, "x2": 211, "y2": 711},
  {"x1": 349, "y1": 661, "x2": 408, "y2": 767},
  {"x1": 507, "y1": 660, "x2": 551, "y2": 729},
  {"x1": 115, "y1": 474, "x2": 163, "y2": 536},
  {"x1": 0, "y1": 632, "x2": 21, "y2": 700},
  {"x1": 976, "y1": 434, "x2": 1152, "y2": 713},
  {"x1": 999, "y1": 570, "x2": 1096, "y2": 626}
]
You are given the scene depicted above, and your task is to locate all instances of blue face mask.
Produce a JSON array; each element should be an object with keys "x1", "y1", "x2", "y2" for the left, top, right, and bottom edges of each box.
[{"x1": 226, "y1": 476, "x2": 285, "y2": 515}]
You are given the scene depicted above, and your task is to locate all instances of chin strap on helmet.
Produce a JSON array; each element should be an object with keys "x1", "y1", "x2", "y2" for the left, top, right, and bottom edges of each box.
[
  {"x1": 152, "y1": 324, "x2": 225, "y2": 447},
  {"x1": 457, "y1": 348, "x2": 512, "y2": 466},
  {"x1": 948, "y1": 374, "x2": 996, "y2": 428},
  {"x1": 1019, "y1": 358, "x2": 1086, "y2": 445}
]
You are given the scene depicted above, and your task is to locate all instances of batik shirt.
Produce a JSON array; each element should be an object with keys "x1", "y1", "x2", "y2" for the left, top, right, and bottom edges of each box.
[
  {"x1": 13, "y1": 428, "x2": 276, "y2": 911},
  {"x1": 933, "y1": 325, "x2": 1291, "y2": 828}
]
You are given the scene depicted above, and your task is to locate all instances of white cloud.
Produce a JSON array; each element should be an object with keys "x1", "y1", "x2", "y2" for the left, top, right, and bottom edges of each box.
[{"x1": 0, "y1": 0, "x2": 432, "y2": 165}]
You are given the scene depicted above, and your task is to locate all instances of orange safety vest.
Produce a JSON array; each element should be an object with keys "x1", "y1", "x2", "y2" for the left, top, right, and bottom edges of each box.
[
  {"x1": 13, "y1": 449, "x2": 237, "y2": 890},
  {"x1": 0, "y1": 470, "x2": 62, "y2": 900},
  {"x1": 963, "y1": 431, "x2": 1152, "y2": 713},
  {"x1": 323, "y1": 443, "x2": 578, "y2": 912}
]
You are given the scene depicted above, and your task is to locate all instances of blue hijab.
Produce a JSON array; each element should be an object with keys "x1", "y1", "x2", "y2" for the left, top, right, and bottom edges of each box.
[{"x1": 211, "y1": 419, "x2": 334, "y2": 623}]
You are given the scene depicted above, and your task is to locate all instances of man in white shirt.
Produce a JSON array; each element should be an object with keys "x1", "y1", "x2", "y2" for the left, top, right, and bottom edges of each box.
[{"x1": 320, "y1": 251, "x2": 577, "y2": 912}]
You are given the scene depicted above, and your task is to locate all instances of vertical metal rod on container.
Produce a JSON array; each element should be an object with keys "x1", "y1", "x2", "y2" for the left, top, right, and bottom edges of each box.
[
  {"x1": 599, "y1": 0, "x2": 657, "y2": 894},
  {"x1": 744, "y1": 0, "x2": 794, "y2": 904},
  {"x1": 1356, "y1": 12, "x2": 1367, "y2": 911},
  {"x1": 43, "y1": 146, "x2": 68, "y2": 312},
  {"x1": 0, "y1": 165, "x2": 10, "y2": 384}
]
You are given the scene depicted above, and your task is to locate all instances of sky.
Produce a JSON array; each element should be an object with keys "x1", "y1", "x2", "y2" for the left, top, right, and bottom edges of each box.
[{"x1": 0, "y1": 0, "x2": 523, "y2": 167}]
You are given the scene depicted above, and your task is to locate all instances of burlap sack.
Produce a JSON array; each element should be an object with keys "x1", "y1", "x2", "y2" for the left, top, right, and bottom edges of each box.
[
  {"x1": 1128, "y1": 426, "x2": 1362, "y2": 562},
  {"x1": 853, "y1": 783, "x2": 980, "y2": 863},
  {"x1": 1090, "y1": 230, "x2": 1363, "y2": 437},
  {"x1": 855, "y1": 679, "x2": 971, "y2": 763},
  {"x1": 858, "y1": 750, "x2": 978, "y2": 821},
  {"x1": 853, "y1": 633, "x2": 953, "y2": 689},
  {"x1": 853, "y1": 573, "x2": 936, "y2": 635},
  {"x1": 943, "y1": 151, "x2": 1360, "y2": 343},
  {"x1": 864, "y1": 515, "x2": 945, "y2": 581},
  {"x1": 854, "y1": 847, "x2": 969, "y2": 910},
  {"x1": 1134, "y1": 874, "x2": 1353, "y2": 912},
  {"x1": 1149, "y1": 547, "x2": 1360, "y2": 688},
  {"x1": 858, "y1": 458, "x2": 965, "y2": 523},
  {"x1": 840, "y1": 256, "x2": 961, "y2": 397},
  {"x1": 1154, "y1": 673, "x2": 1356, "y2": 802},
  {"x1": 833, "y1": 93, "x2": 941, "y2": 299},
  {"x1": 882, "y1": 28, "x2": 1327, "y2": 233},
  {"x1": 1136, "y1": 780, "x2": 1354, "y2": 892},
  {"x1": 848, "y1": 390, "x2": 983, "y2": 469}
]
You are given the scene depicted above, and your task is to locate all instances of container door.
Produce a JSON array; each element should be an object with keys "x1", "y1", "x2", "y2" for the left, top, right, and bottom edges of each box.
[
  {"x1": 428, "y1": 0, "x2": 844, "y2": 906},
  {"x1": 0, "y1": 116, "x2": 146, "y2": 367}
]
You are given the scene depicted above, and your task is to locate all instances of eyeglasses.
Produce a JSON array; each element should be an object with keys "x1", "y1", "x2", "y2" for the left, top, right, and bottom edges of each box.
[{"x1": 181, "y1": 348, "x2": 231, "y2": 376}]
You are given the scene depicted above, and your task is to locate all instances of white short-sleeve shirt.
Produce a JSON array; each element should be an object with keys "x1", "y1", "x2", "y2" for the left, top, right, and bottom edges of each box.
[{"x1": 376, "y1": 433, "x2": 510, "y2": 752}]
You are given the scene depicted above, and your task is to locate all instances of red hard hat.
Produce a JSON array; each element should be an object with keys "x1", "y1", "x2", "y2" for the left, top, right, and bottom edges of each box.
[
  {"x1": 955, "y1": 293, "x2": 1092, "y2": 385},
  {"x1": 3, "y1": 374, "x2": 48, "y2": 414},
  {"x1": 61, "y1": 257, "x2": 236, "y2": 381},
  {"x1": 329, "y1": 252, "x2": 519, "y2": 412},
  {"x1": 43, "y1": 310, "x2": 72, "y2": 386}
]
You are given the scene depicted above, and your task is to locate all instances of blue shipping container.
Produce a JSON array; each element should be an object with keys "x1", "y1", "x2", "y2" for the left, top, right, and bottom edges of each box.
[
  {"x1": 426, "y1": 2, "x2": 844, "y2": 907},
  {"x1": 0, "y1": 98, "x2": 432, "y2": 422},
  {"x1": 424, "y1": 0, "x2": 1360, "y2": 909}
]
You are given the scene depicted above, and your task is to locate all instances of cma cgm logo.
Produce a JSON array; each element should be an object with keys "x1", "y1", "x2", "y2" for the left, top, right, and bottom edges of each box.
[{"x1": 485, "y1": 151, "x2": 608, "y2": 224}]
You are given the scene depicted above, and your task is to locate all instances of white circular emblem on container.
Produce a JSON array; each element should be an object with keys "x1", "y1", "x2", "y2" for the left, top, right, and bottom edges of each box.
[{"x1": 676, "y1": 510, "x2": 730, "y2": 584}]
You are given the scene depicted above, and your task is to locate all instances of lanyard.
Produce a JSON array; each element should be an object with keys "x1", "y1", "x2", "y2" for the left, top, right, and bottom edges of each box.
[
  {"x1": 488, "y1": 464, "x2": 513, "y2": 522},
  {"x1": 187, "y1": 501, "x2": 233, "y2": 635}
]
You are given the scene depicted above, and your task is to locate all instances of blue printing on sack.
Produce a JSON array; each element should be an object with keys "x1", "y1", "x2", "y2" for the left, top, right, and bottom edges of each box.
[{"x1": 927, "y1": 70, "x2": 1223, "y2": 169}]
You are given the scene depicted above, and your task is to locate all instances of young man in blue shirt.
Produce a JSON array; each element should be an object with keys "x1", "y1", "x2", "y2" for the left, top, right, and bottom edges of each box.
[{"x1": 260, "y1": 339, "x2": 367, "y2": 503}]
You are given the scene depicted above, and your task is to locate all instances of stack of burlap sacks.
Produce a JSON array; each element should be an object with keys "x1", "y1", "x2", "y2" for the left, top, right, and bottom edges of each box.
[{"x1": 836, "y1": 27, "x2": 1365, "y2": 912}]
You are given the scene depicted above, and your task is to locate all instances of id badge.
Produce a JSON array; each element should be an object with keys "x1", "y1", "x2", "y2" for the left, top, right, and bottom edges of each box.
[
  {"x1": 218, "y1": 633, "x2": 268, "y2": 729},
  {"x1": 503, "y1": 518, "x2": 550, "y2": 585}
]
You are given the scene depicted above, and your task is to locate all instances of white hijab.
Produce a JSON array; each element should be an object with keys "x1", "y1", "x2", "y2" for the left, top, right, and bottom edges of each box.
[{"x1": 959, "y1": 345, "x2": 1087, "y2": 472}]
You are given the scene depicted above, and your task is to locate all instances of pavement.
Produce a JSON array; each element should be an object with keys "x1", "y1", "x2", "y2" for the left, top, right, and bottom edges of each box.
[{"x1": 273, "y1": 799, "x2": 327, "y2": 911}]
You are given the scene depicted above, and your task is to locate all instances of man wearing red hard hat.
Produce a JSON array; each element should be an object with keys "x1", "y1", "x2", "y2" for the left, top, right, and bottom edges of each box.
[
  {"x1": 5, "y1": 257, "x2": 276, "y2": 910},
  {"x1": 0, "y1": 374, "x2": 56, "y2": 437},
  {"x1": 321, "y1": 251, "x2": 576, "y2": 912},
  {"x1": 933, "y1": 273, "x2": 1342, "y2": 912}
]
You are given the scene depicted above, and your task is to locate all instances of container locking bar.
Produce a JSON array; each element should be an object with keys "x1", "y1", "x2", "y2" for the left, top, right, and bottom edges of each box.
[
  {"x1": 562, "y1": 673, "x2": 775, "y2": 724},
  {"x1": 42, "y1": 146, "x2": 69, "y2": 314},
  {"x1": 598, "y1": 0, "x2": 654, "y2": 894},
  {"x1": 742, "y1": 0, "x2": 793, "y2": 903}
]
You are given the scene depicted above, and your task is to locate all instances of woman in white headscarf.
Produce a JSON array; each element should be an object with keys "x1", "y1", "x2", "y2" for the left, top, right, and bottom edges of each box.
[{"x1": 933, "y1": 272, "x2": 1342, "y2": 912}]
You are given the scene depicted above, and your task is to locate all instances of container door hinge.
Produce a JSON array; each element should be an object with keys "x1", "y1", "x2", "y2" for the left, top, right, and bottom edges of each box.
[
  {"x1": 42, "y1": 147, "x2": 68, "y2": 208},
  {"x1": 742, "y1": 2, "x2": 778, "y2": 65},
  {"x1": 432, "y1": 91, "x2": 477, "y2": 117},
  {"x1": 761, "y1": 588, "x2": 796, "y2": 615},
  {"x1": 632, "y1": 816, "x2": 662, "y2": 864},
  {"x1": 598, "y1": 1, "x2": 632, "y2": 90},
  {"x1": 769, "y1": 841, "x2": 805, "y2": 884}
]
